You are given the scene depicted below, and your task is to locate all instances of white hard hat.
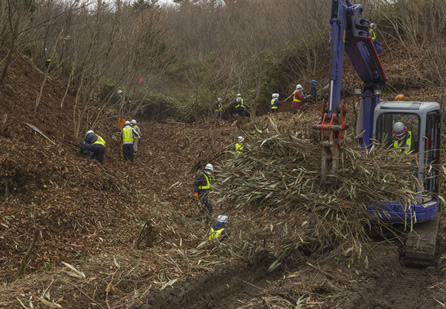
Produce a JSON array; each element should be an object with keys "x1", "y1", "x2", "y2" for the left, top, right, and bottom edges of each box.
[
  {"x1": 217, "y1": 215, "x2": 228, "y2": 223},
  {"x1": 124, "y1": 121, "x2": 130, "y2": 126},
  {"x1": 238, "y1": 136, "x2": 244, "y2": 143},
  {"x1": 131, "y1": 119, "x2": 137, "y2": 125},
  {"x1": 272, "y1": 93, "x2": 276, "y2": 98},
  {"x1": 86, "y1": 130, "x2": 94, "y2": 137},
  {"x1": 370, "y1": 23, "x2": 377, "y2": 29},
  {"x1": 217, "y1": 97, "x2": 222, "y2": 102},
  {"x1": 205, "y1": 163, "x2": 214, "y2": 171},
  {"x1": 392, "y1": 122, "x2": 406, "y2": 140},
  {"x1": 117, "y1": 90, "x2": 123, "y2": 95},
  {"x1": 296, "y1": 84, "x2": 303, "y2": 90},
  {"x1": 275, "y1": 93, "x2": 280, "y2": 98},
  {"x1": 236, "y1": 93, "x2": 241, "y2": 97}
]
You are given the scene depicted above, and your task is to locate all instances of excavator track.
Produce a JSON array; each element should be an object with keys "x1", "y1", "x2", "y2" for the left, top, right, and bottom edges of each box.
[{"x1": 400, "y1": 213, "x2": 441, "y2": 268}]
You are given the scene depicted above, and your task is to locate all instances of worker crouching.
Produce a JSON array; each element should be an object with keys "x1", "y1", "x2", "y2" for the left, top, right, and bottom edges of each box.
[
  {"x1": 80, "y1": 130, "x2": 106, "y2": 165},
  {"x1": 193, "y1": 163, "x2": 214, "y2": 222},
  {"x1": 207, "y1": 215, "x2": 231, "y2": 242}
]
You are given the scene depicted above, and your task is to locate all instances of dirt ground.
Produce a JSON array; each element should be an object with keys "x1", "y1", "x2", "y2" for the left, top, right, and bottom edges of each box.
[{"x1": 1, "y1": 38, "x2": 446, "y2": 308}]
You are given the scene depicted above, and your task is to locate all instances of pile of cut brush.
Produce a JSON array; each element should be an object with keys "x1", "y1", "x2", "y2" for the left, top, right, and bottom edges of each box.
[{"x1": 212, "y1": 117, "x2": 421, "y2": 268}]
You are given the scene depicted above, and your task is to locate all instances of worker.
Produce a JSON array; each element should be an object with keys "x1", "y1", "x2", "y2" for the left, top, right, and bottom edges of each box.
[
  {"x1": 292, "y1": 84, "x2": 311, "y2": 114},
  {"x1": 207, "y1": 215, "x2": 231, "y2": 242},
  {"x1": 392, "y1": 122, "x2": 414, "y2": 154},
  {"x1": 215, "y1": 97, "x2": 223, "y2": 119},
  {"x1": 121, "y1": 121, "x2": 139, "y2": 161},
  {"x1": 193, "y1": 163, "x2": 214, "y2": 222},
  {"x1": 270, "y1": 93, "x2": 282, "y2": 113},
  {"x1": 395, "y1": 94, "x2": 405, "y2": 101},
  {"x1": 80, "y1": 130, "x2": 106, "y2": 165},
  {"x1": 310, "y1": 80, "x2": 317, "y2": 103},
  {"x1": 369, "y1": 23, "x2": 382, "y2": 54},
  {"x1": 233, "y1": 93, "x2": 246, "y2": 119},
  {"x1": 130, "y1": 119, "x2": 141, "y2": 154},
  {"x1": 232, "y1": 136, "x2": 248, "y2": 155},
  {"x1": 117, "y1": 89, "x2": 123, "y2": 96}
]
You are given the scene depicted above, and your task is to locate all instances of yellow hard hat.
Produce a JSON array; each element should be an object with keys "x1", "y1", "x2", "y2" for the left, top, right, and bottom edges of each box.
[{"x1": 395, "y1": 94, "x2": 405, "y2": 101}]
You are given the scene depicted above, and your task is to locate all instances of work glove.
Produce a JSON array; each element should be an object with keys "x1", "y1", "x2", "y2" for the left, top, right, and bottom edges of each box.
[
  {"x1": 194, "y1": 192, "x2": 199, "y2": 198},
  {"x1": 306, "y1": 95, "x2": 312, "y2": 98}
]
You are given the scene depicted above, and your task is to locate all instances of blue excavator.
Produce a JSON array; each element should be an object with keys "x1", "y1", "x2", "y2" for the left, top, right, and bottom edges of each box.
[{"x1": 314, "y1": 0, "x2": 442, "y2": 266}]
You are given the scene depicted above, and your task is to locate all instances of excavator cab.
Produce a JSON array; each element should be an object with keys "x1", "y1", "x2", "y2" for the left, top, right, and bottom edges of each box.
[{"x1": 370, "y1": 101, "x2": 442, "y2": 266}]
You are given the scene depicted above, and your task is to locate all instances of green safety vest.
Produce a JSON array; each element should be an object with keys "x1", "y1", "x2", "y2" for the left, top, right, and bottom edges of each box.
[
  {"x1": 208, "y1": 227, "x2": 225, "y2": 242},
  {"x1": 235, "y1": 98, "x2": 244, "y2": 109},
  {"x1": 92, "y1": 134, "x2": 105, "y2": 147},
  {"x1": 198, "y1": 172, "x2": 211, "y2": 190},
  {"x1": 215, "y1": 102, "x2": 223, "y2": 112},
  {"x1": 369, "y1": 28, "x2": 377, "y2": 40},
  {"x1": 393, "y1": 131, "x2": 412, "y2": 153},
  {"x1": 235, "y1": 143, "x2": 244, "y2": 154},
  {"x1": 270, "y1": 99, "x2": 278, "y2": 110},
  {"x1": 122, "y1": 126, "x2": 134, "y2": 142}
]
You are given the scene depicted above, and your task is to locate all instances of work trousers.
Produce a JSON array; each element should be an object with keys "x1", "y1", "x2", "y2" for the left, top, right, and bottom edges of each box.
[
  {"x1": 84, "y1": 144, "x2": 105, "y2": 165},
  {"x1": 123, "y1": 143, "x2": 134, "y2": 161},
  {"x1": 236, "y1": 108, "x2": 246, "y2": 118},
  {"x1": 198, "y1": 192, "x2": 213, "y2": 220},
  {"x1": 133, "y1": 139, "x2": 139, "y2": 152}
]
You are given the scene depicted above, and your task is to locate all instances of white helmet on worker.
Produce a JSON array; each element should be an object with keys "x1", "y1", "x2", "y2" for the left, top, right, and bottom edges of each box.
[
  {"x1": 370, "y1": 23, "x2": 377, "y2": 29},
  {"x1": 296, "y1": 84, "x2": 303, "y2": 90},
  {"x1": 392, "y1": 122, "x2": 407, "y2": 140},
  {"x1": 131, "y1": 119, "x2": 137, "y2": 125},
  {"x1": 117, "y1": 89, "x2": 123, "y2": 95},
  {"x1": 86, "y1": 130, "x2": 94, "y2": 137},
  {"x1": 238, "y1": 136, "x2": 244, "y2": 143},
  {"x1": 217, "y1": 97, "x2": 222, "y2": 102},
  {"x1": 236, "y1": 93, "x2": 241, "y2": 97},
  {"x1": 217, "y1": 215, "x2": 228, "y2": 223},
  {"x1": 124, "y1": 121, "x2": 130, "y2": 126},
  {"x1": 205, "y1": 163, "x2": 214, "y2": 171}
]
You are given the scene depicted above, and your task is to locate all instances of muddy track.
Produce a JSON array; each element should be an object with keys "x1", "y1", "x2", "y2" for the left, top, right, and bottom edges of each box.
[{"x1": 134, "y1": 251, "x2": 282, "y2": 309}]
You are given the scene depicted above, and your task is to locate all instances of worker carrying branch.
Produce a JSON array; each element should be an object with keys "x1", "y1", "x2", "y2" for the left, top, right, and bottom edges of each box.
[
  {"x1": 270, "y1": 93, "x2": 283, "y2": 113},
  {"x1": 292, "y1": 84, "x2": 311, "y2": 114},
  {"x1": 207, "y1": 215, "x2": 231, "y2": 242},
  {"x1": 193, "y1": 163, "x2": 214, "y2": 222},
  {"x1": 80, "y1": 130, "x2": 106, "y2": 165}
]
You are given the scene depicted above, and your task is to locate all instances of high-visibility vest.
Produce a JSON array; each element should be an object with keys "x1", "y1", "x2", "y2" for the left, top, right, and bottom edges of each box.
[
  {"x1": 270, "y1": 99, "x2": 278, "y2": 110},
  {"x1": 215, "y1": 102, "x2": 223, "y2": 112},
  {"x1": 393, "y1": 131, "x2": 412, "y2": 153},
  {"x1": 293, "y1": 91, "x2": 303, "y2": 103},
  {"x1": 198, "y1": 172, "x2": 211, "y2": 190},
  {"x1": 122, "y1": 126, "x2": 134, "y2": 142},
  {"x1": 92, "y1": 134, "x2": 105, "y2": 147},
  {"x1": 235, "y1": 98, "x2": 244, "y2": 109},
  {"x1": 369, "y1": 28, "x2": 377, "y2": 40},
  {"x1": 235, "y1": 143, "x2": 244, "y2": 153},
  {"x1": 208, "y1": 227, "x2": 225, "y2": 242}
]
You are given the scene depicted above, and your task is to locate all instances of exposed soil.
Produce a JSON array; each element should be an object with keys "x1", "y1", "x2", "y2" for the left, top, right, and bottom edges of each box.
[{"x1": 1, "y1": 34, "x2": 446, "y2": 309}]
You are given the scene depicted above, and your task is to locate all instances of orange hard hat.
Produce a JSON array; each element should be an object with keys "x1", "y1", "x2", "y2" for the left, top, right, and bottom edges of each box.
[{"x1": 395, "y1": 94, "x2": 405, "y2": 101}]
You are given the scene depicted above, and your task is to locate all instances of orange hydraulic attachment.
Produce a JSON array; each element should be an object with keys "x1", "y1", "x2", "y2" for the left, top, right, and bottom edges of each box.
[{"x1": 312, "y1": 99, "x2": 348, "y2": 185}]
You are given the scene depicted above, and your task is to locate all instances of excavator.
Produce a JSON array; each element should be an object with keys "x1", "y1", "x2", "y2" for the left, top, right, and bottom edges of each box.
[{"x1": 314, "y1": 0, "x2": 442, "y2": 267}]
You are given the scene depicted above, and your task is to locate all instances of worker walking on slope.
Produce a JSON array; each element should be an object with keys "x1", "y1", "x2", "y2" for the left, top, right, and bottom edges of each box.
[
  {"x1": 369, "y1": 23, "x2": 382, "y2": 54},
  {"x1": 80, "y1": 130, "x2": 106, "y2": 165},
  {"x1": 193, "y1": 163, "x2": 214, "y2": 222},
  {"x1": 207, "y1": 215, "x2": 231, "y2": 242},
  {"x1": 233, "y1": 93, "x2": 246, "y2": 119},
  {"x1": 292, "y1": 84, "x2": 311, "y2": 114},
  {"x1": 270, "y1": 93, "x2": 283, "y2": 113},
  {"x1": 130, "y1": 119, "x2": 141, "y2": 154},
  {"x1": 392, "y1": 122, "x2": 414, "y2": 154},
  {"x1": 121, "y1": 121, "x2": 139, "y2": 161}
]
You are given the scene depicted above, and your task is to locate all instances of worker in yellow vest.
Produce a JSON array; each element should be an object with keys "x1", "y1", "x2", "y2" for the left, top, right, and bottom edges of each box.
[
  {"x1": 392, "y1": 122, "x2": 414, "y2": 154},
  {"x1": 232, "y1": 136, "x2": 248, "y2": 155},
  {"x1": 207, "y1": 215, "x2": 231, "y2": 242},
  {"x1": 120, "y1": 121, "x2": 139, "y2": 161},
  {"x1": 193, "y1": 163, "x2": 214, "y2": 222},
  {"x1": 80, "y1": 130, "x2": 106, "y2": 164}
]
